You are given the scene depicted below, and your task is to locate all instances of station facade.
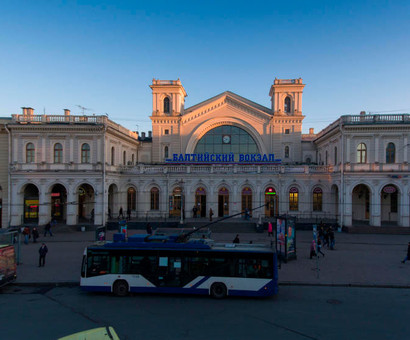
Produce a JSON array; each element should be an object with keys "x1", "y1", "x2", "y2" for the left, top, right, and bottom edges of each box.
[{"x1": 2, "y1": 78, "x2": 410, "y2": 229}]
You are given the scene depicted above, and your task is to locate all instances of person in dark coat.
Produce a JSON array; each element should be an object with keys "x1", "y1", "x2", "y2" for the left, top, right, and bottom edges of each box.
[
  {"x1": 146, "y1": 223, "x2": 153, "y2": 235},
  {"x1": 401, "y1": 242, "x2": 410, "y2": 263},
  {"x1": 32, "y1": 227, "x2": 39, "y2": 243},
  {"x1": 118, "y1": 207, "x2": 124, "y2": 219},
  {"x1": 127, "y1": 208, "x2": 131, "y2": 220},
  {"x1": 233, "y1": 234, "x2": 240, "y2": 244},
  {"x1": 209, "y1": 208, "x2": 213, "y2": 222},
  {"x1": 38, "y1": 243, "x2": 48, "y2": 267},
  {"x1": 329, "y1": 227, "x2": 335, "y2": 250},
  {"x1": 44, "y1": 222, "x2": 53, "y2": 237}
]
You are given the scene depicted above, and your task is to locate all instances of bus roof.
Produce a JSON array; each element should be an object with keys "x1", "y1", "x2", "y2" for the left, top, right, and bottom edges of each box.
[{"x1": 88, "y1": 234, "x2": 274, "y2": 253}]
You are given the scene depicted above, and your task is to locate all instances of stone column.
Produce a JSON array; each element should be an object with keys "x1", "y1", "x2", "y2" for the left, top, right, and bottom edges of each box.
[
  {"x1": 343, "y1": 185, "x2": 352, "y2": 227},
  {"x1": 38, "y1": 187, "x2": 50, "y2": 226},
  {"x1": 66, "y1": 188, "x2": 77, "y2": 225},
  {"x1": 370, "y1": 188, "x2": 381, "y2": 227},
  {"x1": 399, "y1": 186, "x2": 409, "y2": 227}
]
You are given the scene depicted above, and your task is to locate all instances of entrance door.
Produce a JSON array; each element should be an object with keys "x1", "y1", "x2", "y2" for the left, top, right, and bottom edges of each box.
[
  {"x1": 195, "y1": 187, "x2": 207, "y2": 218},
  {"x1": 218, "y1": 187, "x2": 229, "y2": 217},
  {"x1": 241, "y1": 187, "x2": 252, "y2": 217},
  {"x1": 265, "y1": 187, "x2": 278, "y2": 217}
]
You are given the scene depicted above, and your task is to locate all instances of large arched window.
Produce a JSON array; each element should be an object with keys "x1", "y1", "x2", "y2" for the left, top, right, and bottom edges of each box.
[
  {"x1": 111, "y1": 147, "x2": 115, "y2": 165},
  {"x1": 123, "y1": 150, "x2": 126, "y2": 165},
  {"x1": 26, "y1": 143, "x2": 35, "y2": 163},
  {"x1": 163, "y1": 97, "x2": 170, "y2": 113},
  {"x1": 127, "y1": 187, "x2": 136, "y2": 211},
  {"x1": 313, "y1": 187, "x2": 323, "y2": 211},
  {"x1": 357, "y1": 143, "x2": 367, "y2": 163},
  {"x1": 289, "y1": 187, "x2": 299, "y2": 211},
  {"x1": 386, "y1": 142, "x2": 395, "y2": 164},
  {"x1": 81, "y1": 143, "x2": 90, "y2": 163},
  {"x1": 150, "y1": 187, "x2": 159, "y2": 210},
  {"x1": 325, "y1": 150, "x2": 328, "y2": 165},
  {"x1": 194, "y1": 125, "x2": 258, "y2": 160},
  {"x1": 164, "y1": 146, "x2": 169, "y2": 159},
  {"x1": 54, "y1": 143, "x2": 63, "y2": 163},
  {"x1": 284, "y1": 96, "x2": 291, "y2": 113}
]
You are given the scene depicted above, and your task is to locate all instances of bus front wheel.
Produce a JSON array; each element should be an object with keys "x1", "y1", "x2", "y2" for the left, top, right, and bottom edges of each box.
[
  {"x1": 210, "y1": 283, "x2": 227, "y2": 299},
  {"x1": 113, "y1": 280, "x2": 129, "y2": 297}
]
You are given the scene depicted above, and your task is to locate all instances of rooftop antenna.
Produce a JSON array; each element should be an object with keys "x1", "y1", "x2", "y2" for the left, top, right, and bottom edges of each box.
[{"x1": 77, "y1": 105, "x2": 93, "y2": 115}]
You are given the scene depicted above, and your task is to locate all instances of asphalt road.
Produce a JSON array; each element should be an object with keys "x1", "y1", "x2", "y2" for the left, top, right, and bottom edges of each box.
[{"x1": 1, "y1": 285, "x2": 409, "y2": 340}]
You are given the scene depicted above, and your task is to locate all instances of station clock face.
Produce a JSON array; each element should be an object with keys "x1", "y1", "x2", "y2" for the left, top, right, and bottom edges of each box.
[{"x1": 222, "y1": 135, "x2": 231, "y2": 144}]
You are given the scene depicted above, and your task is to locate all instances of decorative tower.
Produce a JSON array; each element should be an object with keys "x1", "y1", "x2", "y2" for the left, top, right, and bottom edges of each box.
[
  {"x1": 150, "y1": 79, "x2": 187, "y2": 163},
  {"x1": 268, "y1": 78, "x2": 305, "y2": 163}
]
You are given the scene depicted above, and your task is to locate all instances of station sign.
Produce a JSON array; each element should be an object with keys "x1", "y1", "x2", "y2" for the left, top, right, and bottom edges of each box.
[{"x1": 166, "y1": 153, "x2": 282, "y2": 164}]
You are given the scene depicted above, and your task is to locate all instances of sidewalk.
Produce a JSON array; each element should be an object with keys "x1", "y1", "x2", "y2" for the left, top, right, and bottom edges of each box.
[{"x1": 13, "y1": 226, "x2": 410, "y2": 287}]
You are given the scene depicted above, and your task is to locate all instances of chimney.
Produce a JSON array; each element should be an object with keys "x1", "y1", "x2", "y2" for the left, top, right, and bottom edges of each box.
[
  {"x1": 309, "y1": 128, "x2": 314, "y2": 135},
  {"x1": 21, "y1": 107, "x2": 27, "y2": 115},
  {"x1": 148, "y1": 131, "x2": 152, "y2": 138},
  {"x1": 26, "y1": 107, "x2": 34, "y2": 115},
  {"x1": 141, "y1": 132, "x2": 146, "y2": 139},
  {"x1": 360, "y1": 111, "x2": 366, "y2": 115},
  {"x1": 64, "y1": 109, "x2": 70, "y2": 116}
]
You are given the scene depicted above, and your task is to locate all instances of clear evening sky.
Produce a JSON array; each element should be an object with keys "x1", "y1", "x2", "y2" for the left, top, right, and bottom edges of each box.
[{"x1": 1, "y1": 0, "x2": 409, "y2": 134}]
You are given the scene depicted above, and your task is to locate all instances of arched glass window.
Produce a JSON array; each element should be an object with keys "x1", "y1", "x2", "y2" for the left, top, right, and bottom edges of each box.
[
  {"x1": 81, "y1": 143, "x2": 90, "y2": 163},
  {"x1": 289, "y1": 187, "x2": 299, "y2": 211},
  {"x1": 284, "y1": 96, "x2": 291, "y2": 113},
  {"x1": 386, "y1": 142, "x2": 395, "y2": 164},
  {"x1": 163, "y1": 97, "x2": 170, "y2": 113},
  {"x1": 284, "y1": 146, "x2": 289, "y2": 158},
  {"x1": 164, "y1": 146, "x2": 169, "y2": 159},
  {"x1": 127, "y1": 187, "x2": 136, "y2": 211},
  {"x1": 194, "y1": 125, "x2": 258, "y2": 160},
  {"x1": 150, "y1": 187, "x2": 159, "y2": 210},
  {"x1": 54, "y1": 143, "x2": 63, "y2": 163},
  {"x1": 313, "y1": 187, "x2": 323, "y2": 211},
  {"x1": 26, "y1": 143, "x2": 35, "y2": 163},
  {"x1": 334, "y1": 147, "x2": 338, "y2": 164},
  {"x1": 111, "y1": 147, "x2": 115, "y2": 165},
  {"x1": 132, "y1": 153, "x2": 135, "y2": 164},
  {"x1": 325, "y1": 151, "x2": 328, "y2": 165},
  {"x1": 357, "y1": 143, "x2": 367, "y2": 163},
  {"x1": 123, "y1": 150, "x2": 126, "y2": 165}
]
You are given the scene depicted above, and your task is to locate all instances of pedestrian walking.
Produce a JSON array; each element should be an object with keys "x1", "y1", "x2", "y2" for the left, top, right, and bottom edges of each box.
[
  {"x1": 324, "y1": 226, "x2": 330, "y2": 248},
  {"x1": 146, "y1": 223, "x2": 153, "y2": 235},
  {"x1": 317, "y1": 238, "x2": 325, "y2": 257},
  {"x1": 118, "y1": 207, "x2": 124, "y2": 219},
  {"x1": 108, "y1": 208, "x2": 112, "y2": 219},
  {"x1": 44, "y1": 222, "x2": 53, "y2": 237},
  {"x1": 233, "y1": 234, "x2": 240, "y2": 243},
  {"x1": 310, "y1": 239, "x2": 317, "y2": 259},
  {"x1": 192, "y1": 206, "x2": 198, "y2": 218},
  {"x1": 329, "y1": 227, "x2": 335, "y2": 250},
  {"x1": 38, "y1": 243, "x2": 48, "y2": 267},
  {"x1": 127, "y1": 208, "x2": 131, "y2": 220},
  {"x1": 268, "y1": 221, "x2": 273, "y2": 237},
  {"x1": 32, "y1": 227, "x2": 39, "y2": 243},
  {"x1": 401, "y1": 242, "x2": 410, "y2": 264},
  {"x1": 23, "y1": 226, "x2": 30, "y2": 244},
  {"x1": 209, "y1": 208, "x2": 213, "y2": 221}
]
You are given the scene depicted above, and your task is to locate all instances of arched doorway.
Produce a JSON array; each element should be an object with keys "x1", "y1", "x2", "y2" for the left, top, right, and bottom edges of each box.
[
  {"x1": 24, "y1": 184, "x2": 39, "y2": 223},
  {"x1": 352, "y1": 184, "x2": 370, "y2": 223},
  {"x1": 127, "y1": 187, "x2": 136, "y2": 217},
  {"x1": 195, "y1": 187, "x2": 206, "y2": 218},
  {"x1": 241, "y1": 187, "x2": 252, "y2": 217},
  {"x1": 381, "y1": 184, "x2": 398, "y2": 225},
  {"x1": 51, "y1": 184, "x2": 67, "y2": 222},
  {"x1": 170, "y1": 187, "x2": 183, "y2": 218},
  {"x1": 265, "y1": 187, "x2": 278, "y2": 217},
  {"x1": 78, "y1": 184, "x2": 95, "y2": 223},
  {"x1": 108, "y1": 184, "x2": 118, "y2": 219},
  {"x1": 218, "y1": 187, "x2": 229, "y2": 217}
]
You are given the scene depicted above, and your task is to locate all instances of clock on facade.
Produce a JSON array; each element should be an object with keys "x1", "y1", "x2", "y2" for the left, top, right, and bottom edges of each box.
[{"x1": 222, "y1": 135, "x2": 231, "y2": 144}]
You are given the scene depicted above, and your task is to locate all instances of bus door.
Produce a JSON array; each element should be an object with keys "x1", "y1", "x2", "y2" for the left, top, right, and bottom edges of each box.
[{"x1": 158, "y1": 256, "x2": 183, "y2": 287}]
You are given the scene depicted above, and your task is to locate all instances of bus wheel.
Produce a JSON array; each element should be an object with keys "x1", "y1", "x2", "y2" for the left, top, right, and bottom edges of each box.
[
  {"x1": 113, "y1": 280, "x2": 129, "y2": 297},
  {"x1": 210, "y1": 283, "x2": 227, "y2": 299}
]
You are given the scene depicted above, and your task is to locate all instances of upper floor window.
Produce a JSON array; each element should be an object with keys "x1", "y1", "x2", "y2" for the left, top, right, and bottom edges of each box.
[
  {"x1": 81, "y1": 143, "x2": 90, "y2": 163},
  {"x1": 164, "y1": 146, "x2": 169, "y2": 159},
  {"x1": 284, "y1": 96, "x2": 291, "y2": 113},
  {"x1": 334, "y1": 147, "x2": 338, "y2": 164},
  {"x1": 386, "y1": 142, "x2": 395, "y2": 164},
  {"x1": 284, "y1": 129, "x2": 290, "y2": 135},
  {"x1": 111, "y1": 147, "x2": 115, "y2": 165},
  {"x1": 132, "y1": 153, "x2": 135, "y2": 164},
  {"x1": 284, "y1": 146, "x2": 289, "y2": 158},
  {"x1": 163, "y1": 97, "x2": 170, "y2": 113},
  {"x1": 123, "y1": 151, "x2": 126, "y2": 165},
  {"x1": 164, "y1": 129, "x2": 169, "y2": 135},
  {"x1": 54, "y1": 143, "x2": 63, "y2": 163},
  {"x1": 26, "y1": 143, "x2": 35, "y2": 163},
  {"x1": 325, "y1": 150, "x2": 328, "y2": 165},
  {"x1": 356, "y1": 143, "x2": 367, "y2": 163}
]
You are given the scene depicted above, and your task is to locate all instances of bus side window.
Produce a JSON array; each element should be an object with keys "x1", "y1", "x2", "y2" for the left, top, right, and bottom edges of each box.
[{"x1": 87, "y1": 255, "x2": 110, "y2": 276}]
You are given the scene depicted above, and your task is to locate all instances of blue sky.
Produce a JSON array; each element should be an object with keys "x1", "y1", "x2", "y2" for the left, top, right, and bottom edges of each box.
[{"x1": 1, "y1": 0, "x2": 409, "y2": 133}]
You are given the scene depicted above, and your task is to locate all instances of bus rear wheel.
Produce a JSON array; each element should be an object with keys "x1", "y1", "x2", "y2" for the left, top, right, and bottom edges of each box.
[
  {"x1": 210, "y1": 282, "x2": 227, "y2": 299},
  {"x1": 113, "y1": 280, "x2": 129, "y2": 297}
]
